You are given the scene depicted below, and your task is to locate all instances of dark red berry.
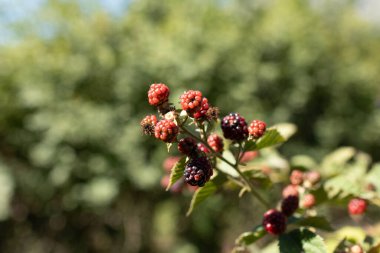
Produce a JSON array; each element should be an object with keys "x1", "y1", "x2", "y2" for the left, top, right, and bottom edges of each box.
[
  {"x1": 221, "y1": 113, "x2": 248, "y2": 141},
  {"x1": 207, "y1": 134, "x2": 224, "y2": 153},
  {"x1": 148, "y1": 83, "x2": 170, "y2": 106},
  {"x1": 178, "y1": 137, "x2": 197, "y2": 156},
  {"x1": 248, "y1": 120, "x2": 266, "y2": 138},
  {"x1": 262, "y1": 209, "x2": 287, "y2": 235},
  {"x1": 193, "y1": 97, "x2": 209, "y2": 120},
  {"x1": 348, "y1": 198, "x2": 367, "y2": 215},
  {"x1": 154, "y1": 120, "x2": 179, "y2": 143},
  {"x1": 180, "y1": 90, "x2": 203, "y2": 114},
  {"x1": 290, "y1": 170, "x2": 304, "y2": 185},
  {"x1": 281, "y1": 195, "x2": 299, "y2": 217},
  {"x1": 302, "y1": 194, "x2": 316, "y2": 208},
  {"x1": 140, "y1": 115, "x2": 158, "y2": 136},
  {"x1": 282, "y1": 184, "x2": 299, "y2": 198},
  {"x1": 184, "y1": 156, "x2": 213, "y2": 187},
  {"x1": 304, "y1": 171, "x2": 321, "y2": 186},
  {"x1": 197, "y1": 143, "x2": 210, "y2": 154}
]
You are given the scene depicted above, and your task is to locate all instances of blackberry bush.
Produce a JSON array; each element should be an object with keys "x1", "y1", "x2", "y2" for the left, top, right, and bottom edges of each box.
[{"x1": 141, "y1": 83, "x2": 380, "y2": 253}]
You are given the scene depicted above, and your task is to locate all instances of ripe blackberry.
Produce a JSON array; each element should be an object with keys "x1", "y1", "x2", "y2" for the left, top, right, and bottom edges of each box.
[
  {"x1": 282, "y1": 184, "x2": 299, "y2": 198},
  {"x1": 221, "y1": 113, "x2": 248, "y2": 141},
  {"x1": 197, "y1": 143, "x2": 210, "y2": 154},
  {"x1": 302, "y1": 194, "x2": 316, "y2": 208},
  {"x1": 148, "y1": 83, "x2": 170, "y2": 106},
  {"x1": 180, "y1": 90, "x2": 203, "y2": 114},
  {"x1": 281, "y1": 195, "x2": 299, "y2": 217},
  {"x1": 140, "y1": 115, "x2": 158, "y2": 136},
  {"x1": 290, "y1": 170, "x2": 304, "y2": 185},
  {"x1": 178, "y1": 137, "x2": 197, "y2": 156},
  {"x1": 154, "y1": 120, "x2": 179, "y2": 143},
  {"x1": 193, "y1": 97, "x2": 209, "y2": 120},
  {"x1": 248, "y1": 120, "x2": 266, "y2": 138},
  {"x1": 262, "y1": 209, "x2": 287, "y2": 235},
  {"x1": 348, "y1": 198, "x2": 367, "y2": 215},
  {"x1": 184, "y1": 156, "x2": 213, "y2": 187},
  {"x1": 207, "y1": 134, "x2": 224, "y2": 153}
]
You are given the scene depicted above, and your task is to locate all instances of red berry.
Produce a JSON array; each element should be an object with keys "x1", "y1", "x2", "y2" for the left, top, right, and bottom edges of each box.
[
  {"x1": 180, "y1": 90, "x2": 203, "y2": 114},
  {"x1": 148, "y1": 83, "x2": 170, "y2": 106},
  {"x1": 302, "y1": 194, "x2": 316, "y2": 208},
  {"x1": 348, "y1": 198, "x2": 367, "y2": 215},
  {"x1": 184, "y1": 156, "x2": 213, "y2": 187},
  {"x1": 281, "y1": 195, "x2": 299, "y2": 217},
  {"x1": 262, "y1": 209, "x2": 287, "y2": 235},
  {"x1": 290, "y1": 170, "x2": 304, "y2": 185},
  {"x1": 140, "y1": 115, "x2": 158, "y2": 136},
  {"x1": 282, "y1": 184, "x2": 299, "y2": 198},
  {"x1": 154, "y1": 120, "x2": 179, "y2": 143},
  {"x1": 207, "y1": 134, "x2": 224, "y2": 153},
  {"x1": 221, "y1": 113, "x2": 249, "y2": 141},
  {"x1": 162, "y1": 156, "x2": 181, "y2": 172},
  {"x1": 248, "y1": 120, "x2": 266, "y2": 138},
  {"x1": 178, "y1": 137, "x2": 197, "y2": 156},
  {"x1": 240, "y1": 151, "x2": 258, "y2": 163},
  {"x1": 197, "y1": 143, "x2": 210, "y2": 154},
  {"x1": 193, "y1": 97, "x2": 209, "y2": 120}
]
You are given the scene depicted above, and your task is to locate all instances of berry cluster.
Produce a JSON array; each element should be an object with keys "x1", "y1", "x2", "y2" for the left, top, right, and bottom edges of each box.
[
  {"x1": 282, "y1": 169, "x2": 321, "y2": 209},
  {"x1": 262, "y1": 209, "x2": 287, "y2": 235}
]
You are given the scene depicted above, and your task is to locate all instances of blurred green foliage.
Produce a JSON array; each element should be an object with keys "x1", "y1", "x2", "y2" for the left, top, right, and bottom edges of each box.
[{"x1": 0, "y1": 0, "x2": 379, "y2": 252}]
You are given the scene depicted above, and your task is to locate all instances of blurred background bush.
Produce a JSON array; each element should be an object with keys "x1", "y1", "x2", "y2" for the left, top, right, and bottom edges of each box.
[{"x1": 0, "y1": 0, "x2": 379, "y2": 252}]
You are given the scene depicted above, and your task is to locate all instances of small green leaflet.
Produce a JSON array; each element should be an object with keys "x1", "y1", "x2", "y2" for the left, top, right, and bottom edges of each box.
[
  {"x1": 279, "y1": 228, "x2": 327, "y2": 253},
  {"x1": 245, "y1": 129, "x2": 285, "y2": 151},
  {"x1": 186, "y1": 174, "x2": 227, "y2": 216},
  {"x1": 166, "y1": 157, "x2": 186, "y2": 191},
  {"x1": 235, "y1": 225, "x2": 266, "y2": 246}
]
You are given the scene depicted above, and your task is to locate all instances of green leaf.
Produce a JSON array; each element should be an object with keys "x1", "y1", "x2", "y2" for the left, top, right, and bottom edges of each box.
[
  {"x1": 235, "y1": 225, "x2": 266, "y2": 246},
  {"x1": 245, "y1": 129, "x2": 286, "y2": 151},
  {"x1": 166, "y1": 157, "x2": 186, "y2": 191},
  {"x1": 294, "y1": 216, "x2": 334, "y2": 232},
  {"x1": 279, "y1": 228, "x2": 327, "y2": 253},
  {"x1": 186, "y1": 174, "x2": 227, "y2": 216}
]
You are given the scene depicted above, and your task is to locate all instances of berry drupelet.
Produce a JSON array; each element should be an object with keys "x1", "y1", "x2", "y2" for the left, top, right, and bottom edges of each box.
[
  {"x1": 281, "y1": 195, "x2": 299, "y2": 217},
  {"x1": 248, "y1": 120, "x2": 266, "y2": 138},
  {"x1": 193, "y1": 97, "x2": 209, "y2": 120},
  {"x1": 197, "y1": 143, "x2": 210, "y2": 154},
  {"x1": 207, "y1": 134, "x2": 224, "y2": 153},
  {"x1": 140, "y1": 115, "x2": 158, "y2": 136},
  {"x1": 180, "y1": 90, "x2": 203, "y2": 115},
  {"x1": 148, "y1": 83, "x2": 170, "y2": 106},
  {"x1": 178, "y1": 137, "x2": 198, "y2": 157},
  {"x1": 221, "y1": 113, "x2": 249, "y2": 141},
  {"x1": 348, "y1": 198, "x2": 367, "y2": 215},
  {"x1": 262, "y1": 209, "x2": 287, "y2": 235},
  {"x1": 184, "y1": 156, "x2": 213, "y2": 187},
  {"x1": 154, "y1": 120, "x2": 179, "y2": 143}
]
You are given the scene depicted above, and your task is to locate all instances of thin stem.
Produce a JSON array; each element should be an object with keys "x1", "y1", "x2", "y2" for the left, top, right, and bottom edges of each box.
[{"x1": 179, "y1": 124, "x2": 270, "y2": 209}]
